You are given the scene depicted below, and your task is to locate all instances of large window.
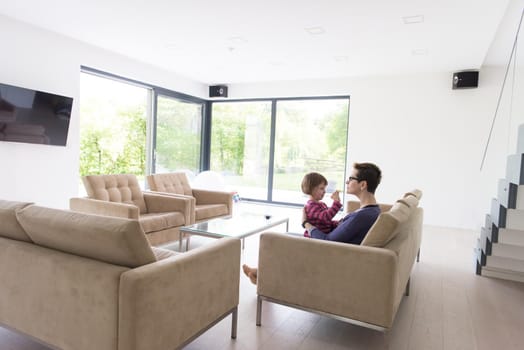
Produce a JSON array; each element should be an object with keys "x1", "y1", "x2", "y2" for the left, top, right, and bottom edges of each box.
[
  {"x1": 273, "y1": 99, "x2": 349, "y2": 204},
  {"x1": 79, "y1": 69, "x2": 206, "y2": 192},
  {"x1": 210, "y1": 97, "x2": 349, "y2": 206},
  {"x1": 210, "y1": 101, "x2": 272, "y2": 200},
  {"x1": 154, "y1": 94, "x2": 203, "y2": 174},
  {"x1": 79, "y1": 73, "x2": 150, "y2": 178}
]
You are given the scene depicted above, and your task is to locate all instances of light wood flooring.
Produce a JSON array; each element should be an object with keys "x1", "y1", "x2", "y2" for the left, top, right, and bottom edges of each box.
[{"x1": 2, "y1": 203, "x2": 524, "y2": 350}]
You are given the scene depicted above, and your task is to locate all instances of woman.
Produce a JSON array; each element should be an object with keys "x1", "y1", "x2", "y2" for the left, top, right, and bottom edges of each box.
[{"x1": 243, "y1": 162, "x2": 382, "y2": 284}]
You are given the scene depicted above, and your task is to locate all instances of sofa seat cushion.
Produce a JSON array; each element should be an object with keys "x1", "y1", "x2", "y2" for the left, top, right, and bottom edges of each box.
[
  {"x1": 16, "y1": 205, "x2": 157, "y2": 268},
  {"x1": 139, "y1": 212, "x2": 185, "y2": 233},
  {"x1": 195, "y1": 204, "x2": 229, "y2": 221},
  {"x1": 151, "y1": 246, "x2": 179, "y2": 260},
  {"x1": 0, "y1": 200, "x2": 33, "y2": 242}
]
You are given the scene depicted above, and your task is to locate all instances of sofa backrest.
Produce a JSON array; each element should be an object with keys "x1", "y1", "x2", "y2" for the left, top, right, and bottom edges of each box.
[
  {"x1": 83, "y1": 174, "x2": 147, "y2": 214},
  {"x1": 147, "y1": 172, "x2": 193, "y2": 196},
  {"x1": 0, "y1": 199, "x2": 33, "y2": 242},
  {"x1": 16, "y1": 205, "x2": 157, "y2": 268},
  {"x1": 346, "y1": 200, "x2": 392, "y2": 214}
]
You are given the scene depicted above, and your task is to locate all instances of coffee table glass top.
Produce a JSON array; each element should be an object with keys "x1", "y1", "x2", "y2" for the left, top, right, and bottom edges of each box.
[{"x1": 180, "y1": 212, "x2": 289, "y2": 239}]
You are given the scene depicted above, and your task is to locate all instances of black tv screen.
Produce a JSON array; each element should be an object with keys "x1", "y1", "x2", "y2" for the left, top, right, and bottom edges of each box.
[{"x1": 0, "y1": 82, "x2": 73, "y2": 146}]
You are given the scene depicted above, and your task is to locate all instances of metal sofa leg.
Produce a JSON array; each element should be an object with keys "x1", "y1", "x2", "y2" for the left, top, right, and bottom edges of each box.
[
  {"x1": 405, "y1": 277, "x2": 410, "y2": 296},
  {"x1": 231, "y1": 306, "x2": 238, "y2": 339},
  {"x1": 256, "y1": 295, "x2": 262, "y2": 326}
]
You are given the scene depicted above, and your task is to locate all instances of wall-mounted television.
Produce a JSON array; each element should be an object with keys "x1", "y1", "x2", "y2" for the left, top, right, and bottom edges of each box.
[{"x1": 0, "y1": 82, "x2": 73, "y2": 146}]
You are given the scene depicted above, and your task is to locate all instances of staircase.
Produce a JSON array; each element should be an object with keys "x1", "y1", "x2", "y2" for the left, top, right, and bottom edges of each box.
[{"x1": 476, "y1": 125, "x2": 524, "y2": 282}]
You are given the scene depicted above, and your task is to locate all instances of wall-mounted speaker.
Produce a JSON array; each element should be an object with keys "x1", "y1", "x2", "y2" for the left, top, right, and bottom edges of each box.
[
  {"x1": 209, "y1": 85, "x2": 228, "y2": 98},
  {"x1": 452, "y1": 71, "x2": 479, "y2": 89}
]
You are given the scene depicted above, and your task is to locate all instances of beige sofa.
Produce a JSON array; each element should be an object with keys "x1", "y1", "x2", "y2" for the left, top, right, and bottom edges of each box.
[
  {"x1": 0, "y1": 199, "x2": 241, "y2": 350},
  {"x1": 147, "y1": 172, "x2": 233, "y2": 224},
  {"x1": 256, "y1": 190, "x2": 423, "y2": 331},
  {"x1": 70, "y1": 174, "x2": 193, "y2": 246}
]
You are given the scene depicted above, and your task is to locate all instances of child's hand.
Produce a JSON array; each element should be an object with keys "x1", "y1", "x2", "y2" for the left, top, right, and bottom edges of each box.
[{"x1": 331, "y1": 190, "x2": 340, "y2": 202}]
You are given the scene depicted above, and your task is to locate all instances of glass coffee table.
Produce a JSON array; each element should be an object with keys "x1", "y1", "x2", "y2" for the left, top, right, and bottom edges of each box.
[{"x1": 179, "y1": 213, "x2": 289, "y2": 251}]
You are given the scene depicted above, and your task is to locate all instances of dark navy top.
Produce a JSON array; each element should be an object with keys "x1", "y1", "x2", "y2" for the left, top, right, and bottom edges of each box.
[{"x1": 310, "y1": 204, "x2": 380, "y2": 244}]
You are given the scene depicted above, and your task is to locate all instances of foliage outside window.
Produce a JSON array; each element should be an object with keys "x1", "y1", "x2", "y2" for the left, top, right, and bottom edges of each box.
[{"x1": 79, "y1": 73, "x2": 149, "y2": 177}]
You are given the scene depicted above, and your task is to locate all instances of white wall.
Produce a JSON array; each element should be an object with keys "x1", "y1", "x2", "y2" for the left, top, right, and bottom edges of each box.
[
  {"x1": 226, "y1": 68, "x2": 508, "y2": 230},
  {"x1": 0, "y1": 8, "x2": 518, "y2": 230},
  {"x1": 0, "y1": 15, "x2": 208, "y2": 209}
]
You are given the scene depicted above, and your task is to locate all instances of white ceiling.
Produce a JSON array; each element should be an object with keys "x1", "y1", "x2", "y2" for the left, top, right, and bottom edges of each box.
[{"x1": 0, "y1": 0, "x2": 513, "y2": 85}]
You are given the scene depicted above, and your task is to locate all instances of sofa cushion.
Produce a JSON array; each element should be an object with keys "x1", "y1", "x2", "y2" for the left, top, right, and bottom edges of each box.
[
  {"x1": 151, "y1": 246, "x2": 179, "y2": 260},
  {"x1": 83, "y1": 174, "x2": 147, "y2": 214},
  {"x1": 397, "y1": 194, "x2": 419, "y2": 208},
  {"x1": 147, "y1": 172, "x2": 193, "y2": 196},
  {"x1": 16, "y1": 205, "x2": 157, "y2": 268},
  {"x1": 404, "y1": 189, "x2": 423, "y2": 200},
  {"x1": 361, "y1": 201, "x2": 411, "y2": 247},
  {"x1": 139, "y1": 212, "x2": 185, "y2": 233},
  {"x1": 0, "y1": 200, "x2": 33, "y2": 242},
  {"x1": 195, "y1": 204, "x2": 229, "y2": 221}
]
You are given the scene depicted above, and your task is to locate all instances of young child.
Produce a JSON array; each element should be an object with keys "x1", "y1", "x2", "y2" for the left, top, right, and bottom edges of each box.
[{"x1": 301, "y1": 172, "x2": 342, "y2": 237}]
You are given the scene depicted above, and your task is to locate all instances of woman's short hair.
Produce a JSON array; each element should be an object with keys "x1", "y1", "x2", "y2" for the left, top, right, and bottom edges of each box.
[
  {"x1": 301, "y1": 172, "x2": 327, "y2": 195},
  {"x1": 354, "y1": 162, "x2": 382, "y2": 194}
]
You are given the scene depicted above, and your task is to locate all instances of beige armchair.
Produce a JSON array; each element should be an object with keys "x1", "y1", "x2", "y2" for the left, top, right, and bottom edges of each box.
[
  {"x1": 70, "y1": 174, "x2": 192, "y2": 246},
  {"x1": 147, "y1": 172, "x2": 233, "y2": 224}
]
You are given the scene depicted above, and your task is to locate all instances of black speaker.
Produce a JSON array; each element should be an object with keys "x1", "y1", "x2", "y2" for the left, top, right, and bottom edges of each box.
[
  {"x1": 209, "y1": 85, "x2": 228, "y2": 98},
  {"x1": 452, "y1": 71, "x2": 479, "y2": 89}
]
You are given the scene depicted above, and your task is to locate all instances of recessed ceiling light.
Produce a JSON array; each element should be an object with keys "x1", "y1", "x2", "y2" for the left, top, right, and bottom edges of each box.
[
  {"x1": 269, "y1": 61, "x2": 285, "y2": 66},
  {"x1": 412, "y1": 48, "x2": 428, "y2": 56},
  {"x1": 402, "y1": 15, "x2": 424, "y2": 24},
  {"x1": 305, "y1": 26, "x2": 325, "y2": 35}
]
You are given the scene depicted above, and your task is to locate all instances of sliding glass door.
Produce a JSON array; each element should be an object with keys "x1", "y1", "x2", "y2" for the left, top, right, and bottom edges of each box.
[
  {"x1": 210, "y1": 97, "x2": 349, "y2": 205},
  {"x1": 153, "y1": 94, "x2": 204, "y2": 175},
  {"x1": 210, "y1": 101, "x2": 272, "y2": 200},
  {"x1": 272, "y1": 99, "x2": 349, "y2": 204}
]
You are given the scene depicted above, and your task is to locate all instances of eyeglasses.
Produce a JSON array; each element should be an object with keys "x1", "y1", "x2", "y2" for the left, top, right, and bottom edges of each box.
[{"x1": 347, "y1": 176, "x2": 361, "y2": 182}]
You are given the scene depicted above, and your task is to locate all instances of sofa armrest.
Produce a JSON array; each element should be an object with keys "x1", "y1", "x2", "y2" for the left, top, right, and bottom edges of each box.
[
  {"x1": 257, "y1": 233, "x2": 398, "y2": 328},
  {"x1": 142, "y1": 192, "x2": 192, "y2": 225},
  {"x1": 118, "y1": 237, "x2": 241, "y2": 350},
  {"x1": 192, "y1": 189, "x2": 233, "y2": 215},
  {"x1": 69, "y1": 197, "x2": 139, "y2": 219},
  {"x1": 143, "y1": 191, "x2": 196, "y2": 224}
]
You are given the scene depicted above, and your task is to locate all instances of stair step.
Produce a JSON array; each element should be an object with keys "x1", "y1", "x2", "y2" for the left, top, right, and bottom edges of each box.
[
  {"x1": 498, "y1": 228, "x2": 524, "y2": 246},
  {"x1": 490, "y1": 198, "x2": 505, "y2": 227},
  {"x1": 506, "y1": 209, "x2": 524, "y2": 229},
  {"x1": 485, "y1": 255, "x2": 524, "y2": 272},
  {"x1": 480, "y1": 227, "x2": 492, "y2": 255},
  {"x1": 491, "y1": 243, "x2": 524, "y2": 260},
  {"x1": 506, "y1": 154, "x2": 524, "y2": 185},
  {"x1": 517, "y1": 124, "x2": 524, "y2": 154},
  {"x1": 481, "y1": 266, "x2": 524, "y2": 283},
  {"x1": 497, "y1": 179, "x2": 519, "y2": 209},
  {"x1": 491, "y1": 198, "x2": 524, "y2": 229}
]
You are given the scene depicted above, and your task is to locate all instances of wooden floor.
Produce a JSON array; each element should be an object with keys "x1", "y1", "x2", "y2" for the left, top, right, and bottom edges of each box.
[{"x1": 2, "y1": 203, "x2": 524, "y2": 350}]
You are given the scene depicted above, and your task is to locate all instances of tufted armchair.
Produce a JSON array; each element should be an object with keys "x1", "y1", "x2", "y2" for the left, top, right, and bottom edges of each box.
[
  {"x1": 70, "y1": 174, "x2": 192, "y2": 246},
  {"x1": 147, "y1": 172, "x2": 233, "y2": 224}
]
